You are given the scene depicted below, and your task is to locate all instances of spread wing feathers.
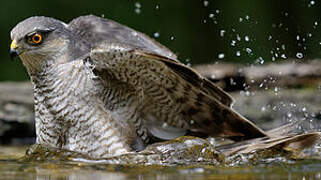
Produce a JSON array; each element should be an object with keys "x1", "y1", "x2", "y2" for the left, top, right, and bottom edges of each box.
[
  {"x1": 68, "y1": 15, "x2": 176, "y2": 59},
  {"x1": 139, "y1": 52, "x2": 234, "y2": 107},
  {"x1": 90, "y1": 43, "x2": 266, "y2": 141}
]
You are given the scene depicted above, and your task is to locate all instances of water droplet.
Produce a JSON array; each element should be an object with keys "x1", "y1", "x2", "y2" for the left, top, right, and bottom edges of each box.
[
  {"x1": 278, "y1": 23, "x2": 283, "y2": 28},
  {"x1": 244, "y1": 36, "x2": 249, "y2": 42},
  {"x1": 296, "y1": 52, "x2": 303, "y2": 59},
  {"x1": 281, "y1": 54, "x2": 287, "y2": 59},
  {"x1": 155, "y1": 5, "x2": 160, "y2": 10},
  {"x1": 255, "y1": 57, "x2": 264, "y2": 64},
  {"x1": 290, "y1": 103, "x2": 297, "y2": 107},
  {"x1": 239, "y1": 17, "x2": 243, "y2": 22},
  {"x1": 261, "y1": 106, "x2": 266, "y2": 111},
  {"x1": 236, "y1": 51, "x2": 241, "y2": 56},
  {"x1": 236, "y1": 34, "x2": 241, "y2": 41},
  {"x1": 134, "y1": 2, "x2": 141, "y2": 14},
  {"x1": 135, "y1": 8, "x2": 141, "y2": 14},
  {"x1": 310, "y1": 0, "x2": 315, "y2": 6},
  {"x1": 245, "y1": 15, "x2": 250, "y2": 20},
  {"x1": 220, "y1": 30, "x2": 226, "y2": 37},
  {"x1": 302, "y1": 107, "x2": 307, "y2": 112},
  {"x1": 203, "y1": 0, "x2": 209, "y2": 7},
  {"x1": 231, "y1": 40, "x2": 236, "y2": 46},
  {"x1": 218, "y1": 53, "x2": 225, "y2": 59},
  {"x1": 162, "y1": 123, "x2": 168, "y2": 128},
  {"x1": 170, "y1": 36, "x2": 175, "y2": 40},
  {"x1": 287, "y1": 112, "x2": 292, "y2": 118},
  {"x1": 135, "y1": 2, "x2": 141, "y2": 8},
  {"x1": 215, "y1": 9, "x2": 220, "y2": 14},
  {"x1": 209, "y1": 13, "x2": 214, "y2": 18},
  {"x1": 296, "y1": 35, "x2": 300, "y2": 41},
  {"x1": 240, "y1": 90, "x2": 251, "y2": 96},
  {"x1": 268, "y1": 35, "x2": 273, "y2": 40},
  {"x1": 245, "y1": 48, "x2": 252, "y2": 54},
  {"x1": 230, "y1": 78, "x2": 236, "y2": 85},
  {"x1": 153, "y1": 32, "x2": 160, "y2": 38}
]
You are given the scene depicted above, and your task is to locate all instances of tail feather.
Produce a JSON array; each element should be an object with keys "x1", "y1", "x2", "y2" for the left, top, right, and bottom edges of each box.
[{"x1": 217, "y1": 132, "x2": 320, "y2": 156}]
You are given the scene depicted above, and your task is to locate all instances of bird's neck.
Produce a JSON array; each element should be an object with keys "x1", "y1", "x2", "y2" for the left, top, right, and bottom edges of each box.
[{"x1": 30, "y1": 61, "x2": 91, "y2": 147}]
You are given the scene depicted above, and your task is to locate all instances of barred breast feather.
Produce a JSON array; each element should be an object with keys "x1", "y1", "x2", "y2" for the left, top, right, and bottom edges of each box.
[{"x1": 31, "y1": 60, "x2": 141, "y2": 158}]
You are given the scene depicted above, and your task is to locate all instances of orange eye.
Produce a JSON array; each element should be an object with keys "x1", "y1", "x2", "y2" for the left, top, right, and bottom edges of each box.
[{"x1": 27, "y1": 33, "x2": 43, "y2": 45}]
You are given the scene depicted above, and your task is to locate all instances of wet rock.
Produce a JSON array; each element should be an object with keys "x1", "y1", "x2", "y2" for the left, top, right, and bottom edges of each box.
[
  {"x1": 0, "y1": 82, "x2": 35, "y2": 144},
  {"x1": 193, "y1": 60, "x2": 321, "y2": 91}
]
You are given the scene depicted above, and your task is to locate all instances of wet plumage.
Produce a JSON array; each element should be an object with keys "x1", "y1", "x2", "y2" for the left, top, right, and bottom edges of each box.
[{"x1": 10, "y1": 15, "x2": 267, "y2": 158}]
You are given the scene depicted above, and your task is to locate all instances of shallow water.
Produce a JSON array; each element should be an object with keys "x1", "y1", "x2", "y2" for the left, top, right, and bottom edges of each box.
[{"x1": 1, "y1": 145, "x2": 321, "y2": 180}]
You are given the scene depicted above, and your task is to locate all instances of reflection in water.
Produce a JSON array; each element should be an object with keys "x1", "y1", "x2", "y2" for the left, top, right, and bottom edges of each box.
[
  {"x1": 36, "y1": 167, "x2": 126, "y2": 180},
  {"x1": 1, "y1": 159, "x2": 321, "y2": 180}
]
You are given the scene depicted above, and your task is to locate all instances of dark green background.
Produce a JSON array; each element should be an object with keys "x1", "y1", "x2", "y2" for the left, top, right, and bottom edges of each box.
[{"x1": 1, "y1": 0, "x2": 320, "y2": 81}]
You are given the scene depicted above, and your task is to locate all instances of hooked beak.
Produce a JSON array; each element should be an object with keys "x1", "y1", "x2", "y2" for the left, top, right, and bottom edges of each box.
[{"x1": 10, "y1": 40, "x2": 20, "y2": 60}]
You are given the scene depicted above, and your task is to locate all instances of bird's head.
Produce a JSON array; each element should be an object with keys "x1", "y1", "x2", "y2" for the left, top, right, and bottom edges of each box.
[{"x1": 10, "y1": 16, "x2": 89, "y2": 74}]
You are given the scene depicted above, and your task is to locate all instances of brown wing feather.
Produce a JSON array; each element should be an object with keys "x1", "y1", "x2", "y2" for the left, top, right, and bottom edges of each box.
[
  {"x1": 137, "y1": 51, "x2": 234, "y2": 107},
  {"x1": 90, "y1": 42, "x2": 266, "y2": 141}
]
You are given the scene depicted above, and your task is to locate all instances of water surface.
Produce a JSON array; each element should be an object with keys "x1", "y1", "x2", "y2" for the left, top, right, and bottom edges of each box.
[{"x1": 1, "y1": 145, "x2": 321, "y2": 180}]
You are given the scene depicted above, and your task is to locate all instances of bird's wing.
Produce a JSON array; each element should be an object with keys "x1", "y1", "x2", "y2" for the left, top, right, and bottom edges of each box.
[
  {"x1": 89, "y1": 42, "x2": 266, "y2": 141},
  {"x1": 68, "y1": 15, "x2": 176, "y2": 59}
]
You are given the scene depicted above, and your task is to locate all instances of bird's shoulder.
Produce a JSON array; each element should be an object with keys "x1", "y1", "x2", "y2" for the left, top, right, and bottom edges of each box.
[{"x1": 68, "y1": 15, "x2": 176, "y2": 59}]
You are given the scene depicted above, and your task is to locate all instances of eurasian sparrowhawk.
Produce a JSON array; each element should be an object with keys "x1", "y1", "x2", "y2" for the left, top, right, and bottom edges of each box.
[{"x1": 9, "y1": 15, "x2": 266, "y2": 158}]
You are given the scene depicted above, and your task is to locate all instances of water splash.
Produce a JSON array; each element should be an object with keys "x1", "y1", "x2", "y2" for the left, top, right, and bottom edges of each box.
[
  {"x1": 153, "y1": 32, "x2": 160, "y2": 38},
  {"x1": 134, "y1": 2, "x2": 142, "y2": 14},
  {"x1": 203, "y1": 0, "x2": 209, "y2": 7},
  {"x1": 296, "y1": 52, "x2": 304, "y2": 59},
  {"x1": 218, "y1": 53, "x2": 225, "y2": 59}
]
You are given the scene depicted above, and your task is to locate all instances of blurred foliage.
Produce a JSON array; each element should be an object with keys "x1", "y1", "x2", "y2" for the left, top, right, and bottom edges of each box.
[{"x1": 0, "y1": 0, "x2": 320, "y2": 81}]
